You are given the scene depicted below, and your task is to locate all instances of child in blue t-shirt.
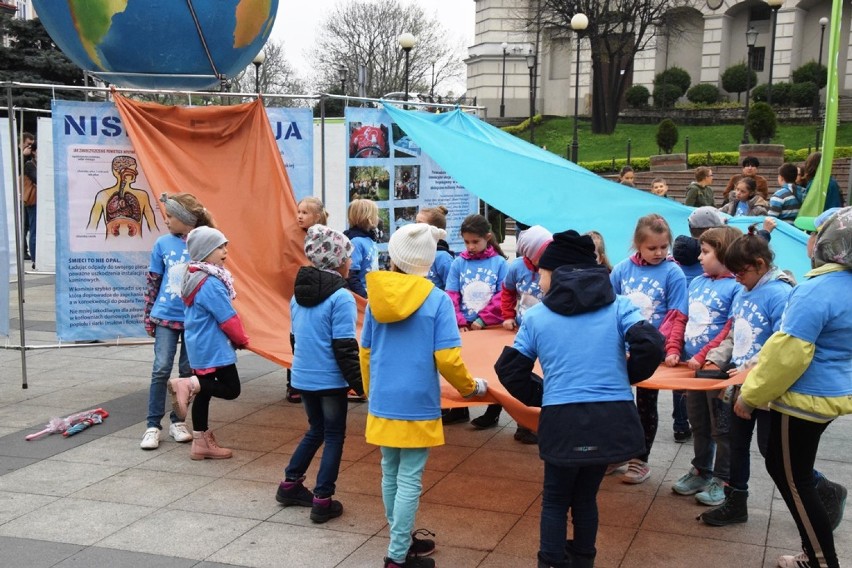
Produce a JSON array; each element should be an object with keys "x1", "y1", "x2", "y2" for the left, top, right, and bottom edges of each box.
[
  {"x1": 416, "y1": 205, "x2": 454, "y2": 290},
  {"x1": 445, "y1": 214, "x2": 508, "y2": 429},
  {"x1": 275, "y1": 225, "x2": 363, "y2": 524},
  {"x1": 671, "y1": 226, "x2": 742, "y2": 507},
  {"x1": 610, "y1": 213, "x2": 687, "y2": 484},
  {"x1": 169, "y1": 227, "x2": 249, "y2": 461},
  {"x1": 141, "y1": 193, "x2": 215, "y2": 451},
  {"x1": 360, "y1": 222, "x2": 488, "y2": 568},
  {"x1": 343, "y1": 199, "x2": 379, "y2": 298}
]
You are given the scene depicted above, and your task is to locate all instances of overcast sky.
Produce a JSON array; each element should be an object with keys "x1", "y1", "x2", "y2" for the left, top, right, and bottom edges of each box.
[{"x1": 269, "y1": 0, "x2": 476, "y2": 94}]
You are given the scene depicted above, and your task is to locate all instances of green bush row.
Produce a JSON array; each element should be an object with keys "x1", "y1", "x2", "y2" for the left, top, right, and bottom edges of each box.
[{"x1": 577, "y1": 147, "x2": 852, "y2": 173}]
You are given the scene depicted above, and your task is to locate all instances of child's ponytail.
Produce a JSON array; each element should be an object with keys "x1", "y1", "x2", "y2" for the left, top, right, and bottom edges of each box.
[{"x1": 461, "y1": 213, "x2": 506, "y2": 258}]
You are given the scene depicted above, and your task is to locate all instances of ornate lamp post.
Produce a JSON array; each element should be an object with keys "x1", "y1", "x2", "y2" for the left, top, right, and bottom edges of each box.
[
  {"x1": 252, "y1": 51, "x2": 266, "y2": 93},
  {"x1": 765, "y1": 0, "x2": 783, "y2": 105},
  {"x1": 526, "y1": 49, "x2": 537, "y2": 144},
  {"x1": 398, "y1": 32, "x2": 416, "y2": 105},
  {"x1": 499, "y1": 41, "x2": 508, "y2": 118},
  {"x1": 742, "y1": 26, "x2": 759, "y2": 144},
  {"x1": 813, "y1": 16, "x2": 829, "y2": 119},
  {"x1": 569, "y1": 13, "x2": 588, "y2": 163}
]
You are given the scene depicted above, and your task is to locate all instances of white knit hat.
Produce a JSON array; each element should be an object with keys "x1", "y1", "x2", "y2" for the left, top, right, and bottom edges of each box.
[
  {"x1": 388, "y1": 223, "x2": 446, "y2": 276},
  {"x1": 187, "y1": 226, "x2": 228, "y2": 262}
]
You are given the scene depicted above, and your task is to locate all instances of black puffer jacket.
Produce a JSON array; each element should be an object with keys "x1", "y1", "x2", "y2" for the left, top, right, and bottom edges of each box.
[
  {"x1": 495, "y1": 265, "x2": 664, "y2": 467},
  {"x1": 292, "y1": 266, "x2": 364, "y2": 396}
]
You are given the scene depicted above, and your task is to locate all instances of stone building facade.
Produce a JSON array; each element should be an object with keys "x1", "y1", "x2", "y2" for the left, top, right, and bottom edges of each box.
[{"x1": 465, "y1": 0, "x2": 843, "y2": 119}]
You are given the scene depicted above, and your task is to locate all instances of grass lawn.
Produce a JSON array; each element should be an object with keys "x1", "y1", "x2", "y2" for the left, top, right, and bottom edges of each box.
[{"x1": 517, "y1": 117, "x2": 852, "y2": 162}]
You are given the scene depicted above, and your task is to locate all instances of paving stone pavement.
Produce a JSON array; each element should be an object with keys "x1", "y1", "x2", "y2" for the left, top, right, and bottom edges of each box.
[{"x1": 1, "y1": 270, "x2": 849, "y2": 568}]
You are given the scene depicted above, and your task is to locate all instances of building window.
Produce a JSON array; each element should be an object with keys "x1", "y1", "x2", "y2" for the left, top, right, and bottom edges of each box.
[{"x1": 751, "y1": 47, "x2": 766, "y2": 72}]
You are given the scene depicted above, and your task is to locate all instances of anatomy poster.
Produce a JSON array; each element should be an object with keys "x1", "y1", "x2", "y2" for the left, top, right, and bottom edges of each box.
[{"x1": 344, "y1": 107, "x2": 477, "y2": 267}]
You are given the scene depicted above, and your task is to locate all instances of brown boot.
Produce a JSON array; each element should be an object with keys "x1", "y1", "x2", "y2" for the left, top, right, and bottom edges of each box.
[
  {"x1": 191, "y1": 430, "x2": 232, "y2": 460},
  {"x1": 168, "y1": 375, "x2": 200, "y2": 421}
]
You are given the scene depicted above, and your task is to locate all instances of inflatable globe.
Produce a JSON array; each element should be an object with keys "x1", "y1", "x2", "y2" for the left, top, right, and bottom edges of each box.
[{"x1": 33, "y1": 0, "x2": 278, "y2": 90}]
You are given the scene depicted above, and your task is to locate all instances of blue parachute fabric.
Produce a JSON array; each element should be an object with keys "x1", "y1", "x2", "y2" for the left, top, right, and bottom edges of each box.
[{"x1": 383, "y1": 105, "x2": 812, "y2": 281}]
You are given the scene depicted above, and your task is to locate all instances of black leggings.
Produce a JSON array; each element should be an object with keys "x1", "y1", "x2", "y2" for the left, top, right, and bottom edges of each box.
[
  {"x1": 765, "y1": 410, "x2": 836, "y2": 568},
  {"x1": 636, "y1": 387, "x2": 658, "y2": 462},
  {"x1": 191, "y1": 364, "x2": 241, "y2": 432}
]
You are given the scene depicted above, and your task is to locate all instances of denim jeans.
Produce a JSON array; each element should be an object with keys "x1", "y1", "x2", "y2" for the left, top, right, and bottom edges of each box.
[
  {"x1": 687, "y1": 389, "x2": 731, "y2": 480},
  {"x1": 24, "y1": 205, "x2": 36, "y2": 262},
  {"x1": 146, "y1": 326, "x2": 191, "y2": 429},
  {"x1": 672, "y1": 390, "x2": 689, "y2": 433},
  {"x1": 728, "y1": 408, "x2": 769, "y2": 491},
  {"x1": 381, "y1": 446, "x2": 430, "y2": 563},
  {"x1": 285, "y1": 390, "x2": 348, "y2": 498},
  {"x1": 539, "y1": 462, "x2": 607, "y2": 565}
]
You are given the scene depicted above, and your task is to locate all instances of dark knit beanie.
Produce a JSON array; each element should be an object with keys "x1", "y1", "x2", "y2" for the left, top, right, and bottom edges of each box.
[{"x1": 538, "y1": 230, "x2": 598, "y2": 270}]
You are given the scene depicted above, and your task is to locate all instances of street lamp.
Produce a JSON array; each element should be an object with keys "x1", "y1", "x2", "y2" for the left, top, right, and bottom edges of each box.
[
  {"x1": 569, "y1": 13, "x2": 588, "y2": 163},
  {"x1": 813, "y1": 16, "x2": 829, "y2": 119},
  {"x1": 499, "y1": 41, "x2": 508, "y2": 117},
  {"x1": 398, "y1": 32, "x2": 416, "y2": 105},
  {"x1": 765, "y1": 0, "x2": 783, "y2": 106},
  {"x1": 526, "y1": 49, "x2": 537, "y2": 144},
  {"x1": 252, "y1": 51, "x2": 266, "y2": 93},
  {"x1": 742, "y1": 26, "x2": 759, "y2": 144},
  {"x1": 337, "y1": 64, "x2": 347, "y2": 95}
]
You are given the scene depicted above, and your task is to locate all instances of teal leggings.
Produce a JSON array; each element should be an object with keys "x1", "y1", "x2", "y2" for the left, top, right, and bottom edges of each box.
[{"x1": 381, "y1": 446, "x2": 430, "y2": 562}]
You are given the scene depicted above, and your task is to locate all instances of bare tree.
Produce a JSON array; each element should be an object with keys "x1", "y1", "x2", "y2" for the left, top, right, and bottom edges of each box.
[
  {"x1": 309, "y1": 0, "x2": 464, "y2": 98},
  {"x1": 539, "y1": 0, "x2": 695, "y2": 134},
  {"x1": 230, "y1": 40, "x2": 306, "y2": 106}
]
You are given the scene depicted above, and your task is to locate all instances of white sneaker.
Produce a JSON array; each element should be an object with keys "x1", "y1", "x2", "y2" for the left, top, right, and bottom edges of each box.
[
  {"x1": 777, "y1": 551, "x2": 810, "y2": 568},
  {"x1": 169, "y1": 422, "x2": 192, "y2": 443},
  {"x1": 621, "y1": 459, "x2": 651, "y2": 484},
  {"x1": 140, "y1": 427, "x2": 160, "y2": 450}
]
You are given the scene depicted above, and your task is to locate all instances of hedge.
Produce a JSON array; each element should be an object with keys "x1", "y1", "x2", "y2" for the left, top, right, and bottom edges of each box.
[{"x1": 501, "y1": 114, "x2": 544, "y2": 134}]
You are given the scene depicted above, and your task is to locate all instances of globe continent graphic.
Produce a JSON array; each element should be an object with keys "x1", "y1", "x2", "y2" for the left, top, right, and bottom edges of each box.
[{"x1": 33, "y1": 0, "x2": 278, "y2": 90}]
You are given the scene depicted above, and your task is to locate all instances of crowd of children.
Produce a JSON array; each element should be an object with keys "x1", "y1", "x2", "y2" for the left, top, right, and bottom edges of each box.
[{"x1": 141, "y1": 183, "x2": 850, "y2": 568}]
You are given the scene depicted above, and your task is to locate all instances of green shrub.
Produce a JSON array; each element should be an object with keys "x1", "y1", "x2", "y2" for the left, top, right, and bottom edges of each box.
[
  {"x1": 792, "y1": 61, "x2": 827, "y2": 89},
  {"x1": 686, "y1": 83, "x2": 720, "y2": 104},
  {"x1": 721, "y1": 63, "x2": 757, "y2": 99},
  {"x1": 686, "y1": 152, "x2": 740, "y2": 167},
  {"x1": 747, "y1": 102, "x2": 777, "y2": 142},
  {"x1": 625, "y1": 85, "x2": 651, "y2": 108},
  {"x1": 501, "y1": 114, "x2": 543, "y2": 134},
  {"x1": 655, "y1": 119, "x2": 679, "y2": 154},
  {"x1": 752, "y1": 82, "x2": 792, "y2": 106},
  {"x1": 579, "y1": 158, "x2": 650, "y2": 174},
  {"x1": 653, "y1": 84, "x2": 683, "y2": 108},
  {"x1": 654, "y1": 66, "x2": 691, "y2": 94},
  {"x1": 790, "y1": 81, "x2": 818, "y2": 107}
]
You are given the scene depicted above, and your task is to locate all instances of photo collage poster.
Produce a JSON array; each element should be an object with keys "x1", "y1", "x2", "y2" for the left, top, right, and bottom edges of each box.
[
  {"x1": 51, "y1": 100, "x2": 314, "y2": 340},
  {"x1": 344, "y1": 106, "x2": 478, "y2": 269}
]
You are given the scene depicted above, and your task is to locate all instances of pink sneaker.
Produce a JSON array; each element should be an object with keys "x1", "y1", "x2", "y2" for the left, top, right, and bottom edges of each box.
[{"x1": 621, "y1": 459, "x2": 651, "y2": 484}]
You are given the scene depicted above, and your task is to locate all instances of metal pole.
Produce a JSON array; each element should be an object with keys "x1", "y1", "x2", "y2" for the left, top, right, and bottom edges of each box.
[
  {"x1": 404, "y1": 49, "x2": 410, "y2": 105},
  {"x1": 254, "y1": 63, "x2": 260, "y2": 93},
  {"x1": 500, "y1": 46, "x2": 507, "y2": 118},
  {"x1": 7, "y1": 84, "x2": 29, "y2": 388},
  {"x1": 529, "y1": 63, "x2": 536, "y2": 144},
  {"x1": 742, "y1": 46, "x2": 753, "y2": 144},
  {"x1": 813, "y1": 21, "x2": 827, "y2": 120},
  {"x1": 570, "y1": 35, "x2": 581, "y2": 162},
  {"x1": 767, "y1": 6, "x2": 780, "y2": 106},
  {"x1": 320, "y1": 96, "x2": 327, "y2": 204}
]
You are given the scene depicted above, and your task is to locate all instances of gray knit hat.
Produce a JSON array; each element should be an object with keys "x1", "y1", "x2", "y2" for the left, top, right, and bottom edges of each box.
[
  {"x1": 304, "y1": 225, "x2": 353, "y2": 272},
  {"x1": 187, "y1": 226, "x2": 228, "y2": 262},
  {"x1": 688, "y1": 206, "x2": 726, "y2": 229}
]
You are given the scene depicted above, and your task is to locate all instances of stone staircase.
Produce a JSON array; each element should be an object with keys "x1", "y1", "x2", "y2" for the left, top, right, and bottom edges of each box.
[{"x1": 839, "y1": 96, "x2": 852, "y2": 123}]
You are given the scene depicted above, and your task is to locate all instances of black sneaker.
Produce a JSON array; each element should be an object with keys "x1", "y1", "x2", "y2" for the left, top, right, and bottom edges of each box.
[
  {"x1": 441, "y1": 407, "x2": 469, "y2": 425},
  {"x1": 471, "y1": 404, "x2": 501, "y2": 429},
  {"x1": 817, "y1": 477, "x2": 847, "y2": 531},
  {"x1": 674, "y1": 430, "x2": 692, "y2": 443},
  {"x1": 275, "y1": 478, "x2": 313, "y2": 507},
  {"x1": 514, "y1": 427, "x2": 538, "y2": 444},
  {"x1": 407, "y1": 528, "x2": 435, "y2": 558},
  {"x1": 310, "y1": 496, "x2": 343, "y2": 523}
]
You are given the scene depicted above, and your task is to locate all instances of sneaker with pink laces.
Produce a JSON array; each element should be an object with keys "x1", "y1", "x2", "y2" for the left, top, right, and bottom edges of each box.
[
  {"x1": 777, "y1": 551, "x2": 810, "y2": 568},
  {"x1": 621, "y1": 459, "x2": 651, "y2": 484},
  {"x1": 605, "y1": 461, "x2": 629, "y2": 475}
]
